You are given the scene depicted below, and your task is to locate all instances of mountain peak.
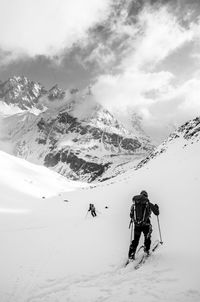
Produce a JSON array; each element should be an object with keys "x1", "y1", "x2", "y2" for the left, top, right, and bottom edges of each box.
[
  {"x1": 0, "y1": 76, "x2": 66, "y2": 113},
  {"x1": 136, "y1": 116, "x2": 200, "y2": 170},
  {"x1": 0, "y1": 75, "x2": 45, "y2": 111},
  {"x1": 8, "y1": 75, "x2": 29, "y2": 85},
  {"x1": 48, "y1": 84, "x2": 65, "y2": 100}
]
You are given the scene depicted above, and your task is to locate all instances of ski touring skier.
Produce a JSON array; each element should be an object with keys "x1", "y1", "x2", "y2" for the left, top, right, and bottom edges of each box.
[
  {"x1": 88, "y1": 203, "x2": 97, "y2": 217},
  {"x1": 128, "y1": 190, "x2": 159, "y2": 260}
]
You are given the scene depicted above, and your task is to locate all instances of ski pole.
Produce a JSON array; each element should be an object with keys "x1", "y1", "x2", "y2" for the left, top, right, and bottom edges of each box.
[
  {"x1": 129, "y1": 220, "x2": 133, "y2": 244},
  {"x1": 85, "y1": 211, "x2": 89, "y2": 218},
  {"x1": 157, "y1": 216, "x2": 163, "y2": 244}
]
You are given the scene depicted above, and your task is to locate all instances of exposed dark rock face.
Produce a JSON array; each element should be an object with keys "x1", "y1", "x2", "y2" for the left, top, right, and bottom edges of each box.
[
  {"x1": 44, "y1": 149, "x2": 110, "y2": 182},
  {"x1": 179, "y1": 117, "x2": 200, "y2": 140},
  {"x1": 36, "y1": 111, "x2": 143, "y2": 155},
  {"x1": 44, "y1": 152, "x2": 61, "y2": 167},
  {"x1": 35, "y1": 110, "x2": 145, "y2": 181},
  {"x1": 48, "y1": 85, "x2": 66, "y2": 100}
]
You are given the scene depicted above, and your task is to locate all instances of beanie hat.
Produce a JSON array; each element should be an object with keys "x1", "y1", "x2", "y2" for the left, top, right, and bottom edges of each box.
[{"x1": 140, "y1": 190, "x2": 148, "y2": 197}]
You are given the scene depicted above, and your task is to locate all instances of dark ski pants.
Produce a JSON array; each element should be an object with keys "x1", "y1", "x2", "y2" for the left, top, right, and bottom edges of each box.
[
  {"x1": 91, "y1": 211, "x2": 97, "y2": 217},
  {"x1": 129, "y1": 224, "x2": 152, "y2": 258}
]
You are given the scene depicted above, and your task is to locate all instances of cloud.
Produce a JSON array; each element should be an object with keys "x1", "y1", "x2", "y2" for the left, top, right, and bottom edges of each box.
[
  {"x1": 91, "y1": 5, "x2": 186, "y2": 110},
  {"x1": 92, "y1": 68, "x2": 177, "y2": 144},
  {"x1": 81, "y1": 3, "x2": 197, "y2": 73},
  {"x1": 138, "y1": 76, "x2": 200, "y2": 143},
  {"x1": 89, "y1": 2, "x2": 200, "y2": 143},
  {"x1": 167, "y1": 78, "x2": 200, "y2": 114},
  {"x1": 84, "y1": 43, "x2": 116, "y2": 70},
  {"x1": 0, "y1": 48, "x2": 28, "y2": 66},
  {"x1": 121, "y1": 6, "x2": 194, "y2": 71},
  {"x1": 1, "y1": 0, "x2": 200, "y2": 144},
  {"x1": 0, "y1": 0, "x2": 111, "y2": 63},
  {"x1": 93, "y1": 70, "x2": 174, "y2": 109}
]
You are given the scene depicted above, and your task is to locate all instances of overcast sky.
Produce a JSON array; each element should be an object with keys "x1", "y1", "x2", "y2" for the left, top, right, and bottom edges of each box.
[{"x1": 0, "y1": 0, "x2": 200, "y2": 142}]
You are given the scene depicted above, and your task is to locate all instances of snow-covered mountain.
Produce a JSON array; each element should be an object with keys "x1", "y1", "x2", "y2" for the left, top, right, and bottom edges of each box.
[
  {"x1": 0, "y1": 76, "x2": 66, "y2": 115},
  {"x1": 0, "y1": 114, "x2": 200, "y2": 302},
  {"x1": 0, "y1": 76, "x2": 153, "y2": 182},
  {"x1": 12, "y1": 99, "x2": 152, "y2": 182},
  {"x1": 136, "y1": 116, "x2": 200, "y2": 169}
]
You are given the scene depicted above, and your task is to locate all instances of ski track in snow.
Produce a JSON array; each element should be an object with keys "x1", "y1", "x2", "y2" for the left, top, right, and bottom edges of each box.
[{"x1": 14, "y1": 253, "x2": 200, "y2": 302}]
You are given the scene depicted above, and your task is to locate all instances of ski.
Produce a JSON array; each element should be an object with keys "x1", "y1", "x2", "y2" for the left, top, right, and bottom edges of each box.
[
  {"x1": 124, "y1": 258, "x2": 133, "y2": 267},
  {"x1": 134, "y1": 240, "x2": 162, "y2": 270},
  {"x1": 134, "y1": 252, "x2": 148, "y2": 270},
  {"x1": 124, "y1": 245, "x2": 144, "y2": 267},
  {"x1": 124, "y1": 240, "x2": 162, "y2": 268},
  {"x1": 151, "y1": 239, "x2": 161, "y2": 252}
]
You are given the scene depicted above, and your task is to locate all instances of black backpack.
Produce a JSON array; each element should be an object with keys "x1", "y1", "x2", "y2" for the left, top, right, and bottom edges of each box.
[{"x1": 130, "y1": 195, "x2": 151, "y2": 225}]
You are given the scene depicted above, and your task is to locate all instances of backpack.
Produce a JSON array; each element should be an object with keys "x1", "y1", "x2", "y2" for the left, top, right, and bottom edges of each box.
[{"x1": 130, "y1": 195, "x2": 151, "y2": 225}]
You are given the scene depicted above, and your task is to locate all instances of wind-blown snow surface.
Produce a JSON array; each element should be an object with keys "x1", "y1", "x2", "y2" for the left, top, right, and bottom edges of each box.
[{"x1": 1, "y1": 132, "x2": 200, "y2": 302}]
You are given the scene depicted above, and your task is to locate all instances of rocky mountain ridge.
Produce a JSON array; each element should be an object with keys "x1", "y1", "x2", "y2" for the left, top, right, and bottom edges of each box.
[
  {"x1": 13, "y1": 105, "x2": 153, "y2": 182},
  {"x1": 136, "y1": 116, "x2": 200, "y2": 170},
  {"x1": 0, "y1": 76, "x2": 66, "y2": 112}
]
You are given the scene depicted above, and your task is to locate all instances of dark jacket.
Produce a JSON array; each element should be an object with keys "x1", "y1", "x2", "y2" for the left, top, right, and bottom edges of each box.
[
  {"x1": 130, "y1": 194, "x2": 159, "y2": 225},
  {"x1": 89, "y1": 204, "x2": 95, "y2": 212}
]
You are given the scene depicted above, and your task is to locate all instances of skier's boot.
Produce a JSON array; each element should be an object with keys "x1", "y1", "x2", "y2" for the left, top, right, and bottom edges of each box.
[
  {"x1": 129, "y1": 252, "x2": 135, "y2": 260},
  {"x1": 128, "y1": 248, "x2": 135, "y2": 260},
  {"x1": 144, "y1": 248, "x2": 150, "y2": 257}
]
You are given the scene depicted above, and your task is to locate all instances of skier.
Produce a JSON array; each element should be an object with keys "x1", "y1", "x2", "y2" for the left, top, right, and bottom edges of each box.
[
  {"x1": 128, "y1": 190, "x2": 159, "y2": 260},
  {"x1": 88, "y1": 203, "x2": 97, "y2": 217}
]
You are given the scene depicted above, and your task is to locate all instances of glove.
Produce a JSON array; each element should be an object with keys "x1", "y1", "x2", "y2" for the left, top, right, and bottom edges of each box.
[
  {"x1": 129, "y1": 219, "x2": 133, "y2": 228},
  {"x1": 154, "y1": 204, "x2": 159, "y2": 215}
]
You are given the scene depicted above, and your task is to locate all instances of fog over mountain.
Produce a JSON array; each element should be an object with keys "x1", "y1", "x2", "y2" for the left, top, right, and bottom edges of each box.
[{"x1": 1, "y1": 0, "x2": 200, "y2": 142}]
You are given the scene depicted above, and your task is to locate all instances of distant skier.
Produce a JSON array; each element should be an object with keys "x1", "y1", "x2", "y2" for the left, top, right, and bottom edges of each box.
[
  {"x1": 88, "y1": 203, "x2": 97, "y2": 217},
  {"x1": 128, "y1": 190, "x2": 159, "y2": 260}
]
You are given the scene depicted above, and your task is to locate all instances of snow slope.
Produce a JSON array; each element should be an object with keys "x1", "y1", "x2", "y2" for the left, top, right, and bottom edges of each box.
[{"x1": 0, "y1": 126, "x2": 200, "y2": 302}]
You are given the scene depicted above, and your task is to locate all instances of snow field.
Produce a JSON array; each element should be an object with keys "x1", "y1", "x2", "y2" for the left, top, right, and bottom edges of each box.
[{"x1": 0, "y1": 135, "x2": 200, "y2": 301}]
